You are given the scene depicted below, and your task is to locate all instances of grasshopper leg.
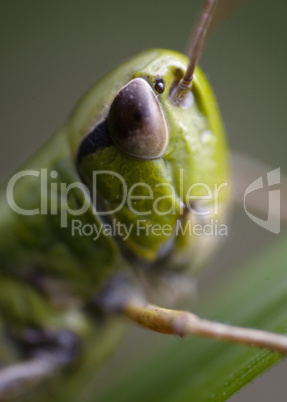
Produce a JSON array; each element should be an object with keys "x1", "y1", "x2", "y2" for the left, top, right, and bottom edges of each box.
[
  {"x1": 0, "y1": 329, "x2": 80, "y2": 400},
  {"x1": 123, "y1": 300, "x2": 287, "y2": 354},
  {"x1": 92, "y1": 276, "x2": 287, "y2": 354}
]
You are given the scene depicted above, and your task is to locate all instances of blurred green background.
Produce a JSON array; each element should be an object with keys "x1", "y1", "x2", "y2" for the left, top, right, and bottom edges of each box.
[{"x1": 1, "y1": 0, "x2": 287, "y2": 400}]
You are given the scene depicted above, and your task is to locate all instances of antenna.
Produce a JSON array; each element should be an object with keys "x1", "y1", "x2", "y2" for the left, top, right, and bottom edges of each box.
[{"x1": 173, "y1": 0, "x2": 217, "y2": 103}]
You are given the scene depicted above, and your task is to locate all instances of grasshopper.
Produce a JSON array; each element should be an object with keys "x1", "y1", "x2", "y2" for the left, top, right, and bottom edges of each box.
[{"x1": 0, "y1": 0, "x2": 287, "y2": 401}]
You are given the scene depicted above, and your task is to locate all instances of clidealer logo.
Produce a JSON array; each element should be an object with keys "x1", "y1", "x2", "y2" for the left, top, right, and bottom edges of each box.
[
  {"x1": 6, "y1": 167, "x2": 283, "y2": 235},
  {"x1": 5, "y1": 169, "x2": 228, "y2": 229}
]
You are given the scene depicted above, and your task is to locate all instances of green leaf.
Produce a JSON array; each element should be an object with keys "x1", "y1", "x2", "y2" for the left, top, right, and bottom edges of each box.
[{"x1": 94, "y1": 235, "x2": 287, "y2": 402}]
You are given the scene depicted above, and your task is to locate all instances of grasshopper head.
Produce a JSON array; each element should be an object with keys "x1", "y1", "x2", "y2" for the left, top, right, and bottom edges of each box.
[{"x1": 68, "y1": 49, "x2": 230, "y2": 271}]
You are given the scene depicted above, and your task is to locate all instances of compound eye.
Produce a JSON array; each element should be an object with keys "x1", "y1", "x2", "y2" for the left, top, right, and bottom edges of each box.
[{"x1": 108, "y1": 78, "x2": 168, "y2": 159}]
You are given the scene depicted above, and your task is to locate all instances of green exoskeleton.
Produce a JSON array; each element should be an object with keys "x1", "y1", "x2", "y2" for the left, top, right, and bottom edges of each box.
[{"x1": 0, "y1": 0, "x2": 286, "y2": 400}]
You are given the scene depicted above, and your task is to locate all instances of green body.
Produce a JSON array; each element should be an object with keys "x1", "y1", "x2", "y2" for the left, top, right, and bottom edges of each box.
[{"x1": 0, "y1": 49, "x2": 230, "y2": 399}]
